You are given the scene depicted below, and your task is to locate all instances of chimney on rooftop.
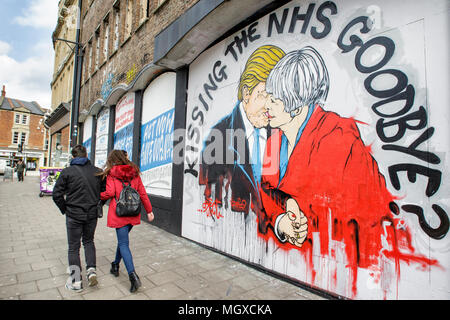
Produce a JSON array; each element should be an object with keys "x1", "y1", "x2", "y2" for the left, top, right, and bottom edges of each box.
[{"x1": 1, "y1": 85, "x2": 5, "y2": 97}]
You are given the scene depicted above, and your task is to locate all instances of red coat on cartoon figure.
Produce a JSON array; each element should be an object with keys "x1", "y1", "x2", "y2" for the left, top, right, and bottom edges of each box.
[
  {"x1": 259, "y1": 105, "x2": 394, "y2": 269},
  {"x1": 100, "y1": 164, "x2": 153, "y2": 229}
]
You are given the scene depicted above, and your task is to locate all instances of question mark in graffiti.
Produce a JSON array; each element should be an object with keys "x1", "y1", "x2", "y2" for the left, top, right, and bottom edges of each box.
[
  {"x1": 401, "y1": 204, "x2": 449, "y2": 240},
  {"x1": 366, "y1": 5, "x2": 381, "y2": 31}
]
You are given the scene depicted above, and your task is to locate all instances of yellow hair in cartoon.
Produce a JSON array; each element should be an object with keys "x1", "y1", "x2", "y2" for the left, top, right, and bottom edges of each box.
[{"x1": 238, "y1": 45, "x2": 286, "y2": 101}]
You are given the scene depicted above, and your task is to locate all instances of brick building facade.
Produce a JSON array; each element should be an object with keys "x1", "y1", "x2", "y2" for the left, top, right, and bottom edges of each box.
[
  {"x1": 46, "y1": 0, "x2": 79, "y2": 167},
  {"x1": 0, "y1": 85, "x2": 48, "y2": 171},
  {"x1": 79, "y1": 0, "x2": 198, "y2": 114}
]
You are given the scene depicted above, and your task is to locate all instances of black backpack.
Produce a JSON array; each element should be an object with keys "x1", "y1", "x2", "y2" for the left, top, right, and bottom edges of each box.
[{"x1": 115, "y1": 178, "x2": 142, "y2": 217}]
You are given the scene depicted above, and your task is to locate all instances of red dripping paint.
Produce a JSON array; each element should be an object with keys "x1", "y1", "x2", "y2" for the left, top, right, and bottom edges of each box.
[{"x1": 257, "y1": 107, "x2": 441, "y2": 298}]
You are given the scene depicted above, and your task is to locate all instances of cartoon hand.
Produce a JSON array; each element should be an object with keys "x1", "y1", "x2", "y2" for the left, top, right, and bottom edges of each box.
[{"x1": 277, "y1": 198, "x2": 308, "y2": 247}]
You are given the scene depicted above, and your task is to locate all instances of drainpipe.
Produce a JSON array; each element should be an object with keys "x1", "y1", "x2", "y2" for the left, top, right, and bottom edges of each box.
[{"x1": 70, "y1": 0, "x2": 83, "y2": 148}]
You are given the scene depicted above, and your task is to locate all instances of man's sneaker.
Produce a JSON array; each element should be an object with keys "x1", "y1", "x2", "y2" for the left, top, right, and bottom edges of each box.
[
  {"x1": 87, "y1": 267, "x2": 98, "y2": 287},
  {"x1": 65, "y1": 277, "x2": 83, "y2": 292}
]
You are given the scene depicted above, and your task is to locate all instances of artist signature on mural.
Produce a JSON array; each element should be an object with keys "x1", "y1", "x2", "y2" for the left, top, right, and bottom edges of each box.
[
  {"x1": 231, "y1": 198, "x2": 247, "y2": 212},
  {"x1": 198, "y1": 198, "x2": 224, "y2": 220}
]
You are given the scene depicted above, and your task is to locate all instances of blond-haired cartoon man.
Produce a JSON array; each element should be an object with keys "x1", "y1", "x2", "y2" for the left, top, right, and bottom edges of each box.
[{"x1": 199, "y1": 45, "x2": 285, "y2": 215}]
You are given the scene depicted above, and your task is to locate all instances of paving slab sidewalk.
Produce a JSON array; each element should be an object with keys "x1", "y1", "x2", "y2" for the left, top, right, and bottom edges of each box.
[{"x1": 0, "y1": 176, "x2": 326, "y2": 301}]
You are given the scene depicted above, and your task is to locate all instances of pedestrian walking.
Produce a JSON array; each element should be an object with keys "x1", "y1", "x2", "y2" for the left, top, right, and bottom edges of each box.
[
  {"x1": 15, "y1": 159, "x2": 26, "y2": 182},
  {"x1": 52, "y1": 145, "x2": 103, "y2": 292},
  {"x1": 98, "y1": 149, "x2": 154, "y2": 293}
]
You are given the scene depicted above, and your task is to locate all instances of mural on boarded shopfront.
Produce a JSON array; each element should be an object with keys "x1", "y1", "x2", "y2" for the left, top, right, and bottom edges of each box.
[
  {"x1": 95, "y1": 107, "x2": 110, "y2": 168},
  {"x1": 181, "y1": 0, "x2": 449, "y2": 299},
  {"x1": 82, "y1": 115, "x2": 93, "y2": 160},
  {"x1": 140, "y1": 72, "x2": 176, "y2": 198},
  {"x1": 114, "y1": 92, "x2": 135, "y2": 161}
]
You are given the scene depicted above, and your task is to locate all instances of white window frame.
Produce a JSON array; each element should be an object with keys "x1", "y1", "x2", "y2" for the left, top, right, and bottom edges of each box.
[
  {"x1": 88, "y1": 41, "x2": 93, "y2": 75},
  {"x1": 95, "y1": 29, "x2": 100, "y2": 70},
  {"x1": 14, "y1": 113, "x2": 29, "y2": 125},
  {"x1": 114, "y1": 7, "x2": 120, "y2": 51},
  {"x1": 140, "y1": 0, "x2": 148, "y2": 22},
  {"x1": 20, "y1": 132, "x2": 27, "y2": 145},
  {"x1": 103, "y1": 20, "x2": 109, "y2": 60},
  {"x1": 125, "y1": 0, "x2": 133, "y2": 38},
  {"x1": 12, "y1": 131, "x2": 19, "y2": 144}
]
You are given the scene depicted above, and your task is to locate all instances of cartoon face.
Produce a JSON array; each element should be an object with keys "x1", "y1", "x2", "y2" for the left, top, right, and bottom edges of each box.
[
  {"x1": 265, "y1": 94, "x2": 291, "y2": 129},
  {"x1": 242, "y1": 82, "x2": 269, "y2": 128}
]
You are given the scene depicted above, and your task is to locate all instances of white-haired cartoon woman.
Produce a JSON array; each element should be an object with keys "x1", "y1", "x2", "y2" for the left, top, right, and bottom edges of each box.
[{"x1": 259, "y1": 46, "x2": 394, "y2": 273}]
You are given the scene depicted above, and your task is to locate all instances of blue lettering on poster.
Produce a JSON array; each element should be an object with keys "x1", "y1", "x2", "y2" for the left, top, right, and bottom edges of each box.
[
  {"x1": 83, "y1": 137, "x2": 92, "y2": 160},
  {"x1": 114, "y1": 124, "x2": 133, "y2": 161},
  {"x1": 140, "y1": 108, "x2": 175, "y2": 171}
]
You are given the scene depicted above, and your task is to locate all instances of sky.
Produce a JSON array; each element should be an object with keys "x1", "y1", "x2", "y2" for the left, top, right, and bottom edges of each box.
[{"x1": 0, "y1": 0, "x2": 60, "y2": 109}]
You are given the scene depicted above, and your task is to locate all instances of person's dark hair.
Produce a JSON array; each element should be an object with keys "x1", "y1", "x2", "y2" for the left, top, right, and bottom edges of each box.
[
  {"x1": 71, "y1": 144, "x2": 87, "y2": 158},
  {"x1": 97, "y1": 149, "x2": 140, "y2": 179}
]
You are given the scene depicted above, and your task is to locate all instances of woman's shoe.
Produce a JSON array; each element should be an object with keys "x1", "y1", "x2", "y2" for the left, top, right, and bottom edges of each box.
[
  {"x1": 110, "y1": 262, "x2": 119, "y2": 277},
  {"x1": 129, "y1": 271, "x2": 141, "y2": 293}
]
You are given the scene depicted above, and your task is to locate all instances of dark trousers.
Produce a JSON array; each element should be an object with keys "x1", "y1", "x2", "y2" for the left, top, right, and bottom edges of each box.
[
  {"x1": 17, "y1": 171, "x2": 24, "y2": 181},
  {"x1": 66, "y1": 216, "x2": 97, "y2": 279}
]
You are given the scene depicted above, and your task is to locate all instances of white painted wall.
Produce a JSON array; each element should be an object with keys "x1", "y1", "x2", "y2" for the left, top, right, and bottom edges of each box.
[{"x1": 140, "y1": 72, "x2": 176, "y2": 197}]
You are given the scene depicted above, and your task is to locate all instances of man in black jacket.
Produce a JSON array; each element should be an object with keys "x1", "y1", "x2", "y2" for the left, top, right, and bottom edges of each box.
[{"x1": 52, "y1": 145, "x2": 103, "y2": 292}]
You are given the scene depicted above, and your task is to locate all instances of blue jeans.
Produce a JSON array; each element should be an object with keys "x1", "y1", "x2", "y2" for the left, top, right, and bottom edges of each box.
[{"x1": 113, "y1": 224, "x2": 135, "y2": 274}]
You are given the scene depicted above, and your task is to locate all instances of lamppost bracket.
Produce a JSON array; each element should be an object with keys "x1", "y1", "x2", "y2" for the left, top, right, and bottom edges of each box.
[{"x1": 54, "y1": 38, "x2": 80, "y2": 51}]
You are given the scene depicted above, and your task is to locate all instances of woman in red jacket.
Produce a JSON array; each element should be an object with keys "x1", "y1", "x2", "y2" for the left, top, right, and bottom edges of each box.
[{"x1": 99, "y1": 150, "x2": 154, "y2": 293}]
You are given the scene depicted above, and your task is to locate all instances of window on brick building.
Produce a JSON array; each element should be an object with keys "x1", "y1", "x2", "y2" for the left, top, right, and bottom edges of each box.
[
  {"x1": 113, "y1": 5, "x2": 120, "y2": 51},
  {"x1": 140, "y1": 0, "x2": 148, "y2": 22},
  {"x1": 14, "y1": 113, "x2": 28, "y2": 125},
  {"x1": 95, "y1": 29, "x2": 100, "y2": 70},
  {"x1": 67, "y1": 65, "x2": 72, "y2": 99},
  {"x1": 82, "y1": 46, "x2": 88, "y2": 81},
  {"x1": 13, "y1": 132, "x2": 19, "y2": 144},
  {"x1": 88, "y1": 41, "x2": 93, "y2": 75},
  {"x1": 103, "y1": 17, "x2": 110, "y2": 61},
  {"x1": 21, "y1": 132, "x2": 26, "y2": 145},
  {"x1": 125, "y1": 0, "x2": 133, "y2": 39}
]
